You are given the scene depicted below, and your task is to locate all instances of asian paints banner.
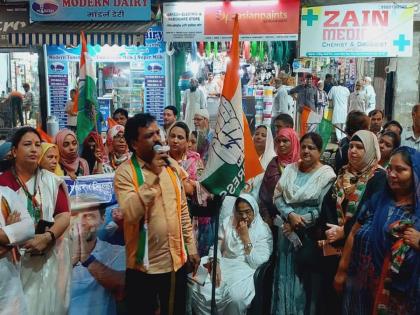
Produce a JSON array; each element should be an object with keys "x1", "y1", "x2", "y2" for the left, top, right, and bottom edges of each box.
[
  {"x1": 29, "y1": 0, "x2": 150, "y2": 21},
  {"x1": 163, "y1": 0, "x2": 300, "y2": 42},
  {"x1": 300, "y1": 3, "x2": 414, "y2": 57}
]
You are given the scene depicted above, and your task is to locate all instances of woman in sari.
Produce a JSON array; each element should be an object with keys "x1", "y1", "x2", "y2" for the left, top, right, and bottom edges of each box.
[
  {"x1": 191, "y1": 193, "x2": 272, "y2": 315},
  {"x1": 168, "y1": 122, "x2": 211, "y2": 257},
  {"x1": 0, "y1": 127, "x2": 71, "y2": 315},
  {"x1": 81, "y1": 131, "x2": 113, "y2": 174},
  {"x1": 55, "y1": 129, "x2": 89, "y2": 179},
  {"x1": 335, "y1": 147, "x2": 420, "y2": 315},
  {"x1": 272, "y1": 133, "x2": 336, "y2": 315},
  {"x1": 38, "y1": 143, "x2": 64, "y2": 176},
  {"x1": 243, "y1": 125, "x2": 276, "y2": 199},
  {"x1": 378, "y1": 131, "x2": 400, "y2": 168},
  {"x1": 107, "y1": 124, "x2": 130, "y2": 170},
  {"x1": 258, "y1": 127, "x2": 300, "y2": 225},
  {"x1": 317, "y1": 130, "x2": 386, "y2": 315}
]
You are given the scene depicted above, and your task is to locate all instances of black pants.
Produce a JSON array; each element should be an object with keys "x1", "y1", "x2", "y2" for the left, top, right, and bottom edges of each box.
[{"x1": 126, "y1": 265, "x2": 187, "y2": 315}]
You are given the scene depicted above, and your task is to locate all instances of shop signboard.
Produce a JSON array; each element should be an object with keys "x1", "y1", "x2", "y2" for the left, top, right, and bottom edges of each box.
[
  {"x1": 29, "y1": 0, "x2": 150, "y2": 22},
  {"x1": 144, "y1": 25, "x2": 166, "y2": 125},
  {"x1": 0, "y1": 4, "x2": 28, "y2": 46},
  {"x1": 98, "y1": 97, "x2": 111, "y2": 132},
  {"x1": 47, "y1": 58, "x2": 69, "y2": 128},
  {"x1": 163, "y1": 0, "x2": 300, "y2": 42},
  {"x1": 300, "y1": 3, "x2": 415, "y2": 57}
]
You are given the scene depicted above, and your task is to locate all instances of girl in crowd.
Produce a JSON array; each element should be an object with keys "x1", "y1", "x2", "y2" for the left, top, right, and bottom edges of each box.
[
  {"x1": 245, "y1": 125, "x2": 276, "y2": 199},
  {"x1": 168, "y1": 122, "x2": 211, "y2": 257},
  {"x1": 38, "y1": 143, "x2": 64, "y2": 175},
  {"x1": 272, "y1": 133, "x2": 336, "y2": 315},
  {"x1": 0, "y1": 127, "x2": 71, "y2": 315},
  {"x1": 82, "y1": 131, "x2": 113, "y2": 174},
  {"x1": 378, "y1": 131, "x2": 400, "y2": 167},
  {"x1": 107, "y1": 124, "x2": 130, "y2": 171},
  {"x1": 336, "y1": 147, "x2": 420, "y2": 315},
  {"x1": 259, "y1": 127, "x2": 300, "y2": 225},
  {"x1": 189, "y1": 131, "x2": 198, "y2": 153},
  {"x1": 191, "y1": 193, "x2": 272, "y2": 315},
  {"x1": 318, "y1": 130, "x2": 386, "y2": 314},
  {"x1": 55, "y1": 129, "x2": 89, "y2": 179}
]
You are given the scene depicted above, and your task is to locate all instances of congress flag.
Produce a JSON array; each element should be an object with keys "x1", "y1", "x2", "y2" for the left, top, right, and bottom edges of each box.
[
  {"x1": 200, "y1": 16, "x2": 263, "y2": 197},
  {"x1": 76, "y1": 32, "x2": 100, "y2": 144}
]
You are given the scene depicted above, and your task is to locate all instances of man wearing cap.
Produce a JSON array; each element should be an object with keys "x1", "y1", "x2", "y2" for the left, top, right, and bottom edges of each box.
[
  {"x1": 182, "y1": 78, "x2": 207, "y2": 132},
  {"x1": 363, "y1": 76, "x2": 376, "y2": 113},
  {"x1": 193, "y1": 109, "x2": 214, "y2": 165}
]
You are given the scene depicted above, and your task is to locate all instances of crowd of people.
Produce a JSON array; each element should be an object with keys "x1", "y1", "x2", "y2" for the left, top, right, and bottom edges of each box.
[{"x1": 0, "y1": 85, "x2": 420, "y2": 315}]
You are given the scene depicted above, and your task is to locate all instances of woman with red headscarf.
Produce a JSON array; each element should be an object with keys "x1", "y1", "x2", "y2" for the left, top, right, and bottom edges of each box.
[
  {"x1": 54, "y1": 129, "x2": 89, "y2": 179},
  {"x1": 258, "y1": 127, "x2": 300, "y2": 226}
]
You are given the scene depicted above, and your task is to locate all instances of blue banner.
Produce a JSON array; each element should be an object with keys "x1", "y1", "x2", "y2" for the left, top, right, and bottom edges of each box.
[
  {"x1": 64, "y1": 174, "x2": 116, "y2": 211},
  {"x1": 29, "y1": 0, "x2": 150, "y2": 21}
]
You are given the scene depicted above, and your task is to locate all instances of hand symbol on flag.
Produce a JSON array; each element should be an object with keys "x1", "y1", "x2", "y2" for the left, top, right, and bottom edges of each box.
[{"x1": 212, "y1": 96, "x2": 243, "y2": 167}]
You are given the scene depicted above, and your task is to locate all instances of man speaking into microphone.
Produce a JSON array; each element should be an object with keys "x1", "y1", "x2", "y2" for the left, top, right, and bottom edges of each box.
[{"x1": 114, "y1": 113, "x2": 200, "y2": 315}]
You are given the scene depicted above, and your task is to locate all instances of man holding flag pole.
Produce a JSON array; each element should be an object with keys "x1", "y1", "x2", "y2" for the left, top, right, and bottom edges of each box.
[{"x1": 198, "y1": 15, "x2": 266, "y2": 314}]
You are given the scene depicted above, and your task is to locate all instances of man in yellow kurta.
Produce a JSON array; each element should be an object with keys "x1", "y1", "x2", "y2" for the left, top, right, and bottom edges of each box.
[{"x1": 114, "y1": 113, "x2": 199, "y2": 315}]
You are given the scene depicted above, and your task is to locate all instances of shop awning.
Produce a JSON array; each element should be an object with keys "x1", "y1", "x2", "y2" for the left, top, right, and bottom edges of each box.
[{"x1": 9, "y1": 21, "x2": 154, "y2": 47}]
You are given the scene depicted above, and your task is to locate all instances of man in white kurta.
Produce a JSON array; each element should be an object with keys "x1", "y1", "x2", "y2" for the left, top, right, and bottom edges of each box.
[
  {"x1": 363, "y1": 76, "x2": 376, "y2": 114},
  {"x1": 328, "y1": 83, "x2": 350, "y2": 141},
  {"x1": 183, "y1": 78, "x2": 207, "y2": 132},
  {"x1": 0, "y1": 187, "x2": 35, "y2": 315},
  {"x1": 191, "y1": 194, "x2": 272, "y2": 315}
]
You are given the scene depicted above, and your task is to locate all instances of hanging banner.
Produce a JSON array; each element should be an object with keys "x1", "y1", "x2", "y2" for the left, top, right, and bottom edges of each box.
[
  {"x1": 47, "y1": 58, "x2": 70, "y2": 128},
  {"x1": 300, "y1": 3, "x2": 414, "y2": 57},
  {"x1": 163, "y1": 0, "x2": 300, "y2": 42},
  {"x1": 29, "y1": 0, "x2": 150, "y2": 22}
]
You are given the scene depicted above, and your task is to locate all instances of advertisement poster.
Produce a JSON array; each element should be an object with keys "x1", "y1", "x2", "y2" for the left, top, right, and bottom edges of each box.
[
  {"x1": 98, "y1": 97, "x2": 111, "y2": 132},
  {"x1": 47, "y1": 58, "x2": 69, "y2": 128},
  {"x1": 29, "y1": 0, "x2": 150, "y2": 22},
  {"x1": 163, "y1": 0, "x2": 300, "y2": 42},
  {"x1": 144, "y1": 25, "x2": 166, "y2": 125},
  {"x1": 300, "y1": 3, "x2": 414, "y2": 57}
]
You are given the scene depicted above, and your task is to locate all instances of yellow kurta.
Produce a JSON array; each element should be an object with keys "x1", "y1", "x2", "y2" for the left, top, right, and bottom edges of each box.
[{"x1": 114, "y1": 155, "x2": 197, "y2": 274}]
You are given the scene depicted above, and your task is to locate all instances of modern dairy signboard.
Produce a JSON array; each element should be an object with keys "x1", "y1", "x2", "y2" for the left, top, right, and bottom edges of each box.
[
  {"x1": 29, "y1": 0, "x2": 150, "y2": 21},
  {"x1": 163, "y1": 0, "x2": 300, "y2": 42},
  {"x1": 300, "y1": 3, "x2": 414, "y2": 57}
]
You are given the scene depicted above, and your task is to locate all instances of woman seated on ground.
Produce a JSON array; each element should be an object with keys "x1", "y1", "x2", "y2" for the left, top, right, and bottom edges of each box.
[
  {"x1": 272, "y1": 133, "x2": 336, "y2": 315},
  {"x1": 38, "y1": 143, "x2": 64, "y2": 175},
  {"x1": 378, "y1": 131, "x2": 400, "y2": 168},
  {"x1": 55, "y1": 129, "x2": 89, "y2": 179},
  {"x1": 335, "y1": 147, "x2": 420, "y2": 315},
  {"x1": 82, "y1": 131, "x2": 113, "y2": 174},
  {"x1": 191, "y1": 193, "x2": 273, "y2": 315},
  {"x1": 107, "y1": 125, "x2": 130, "y2": 171}
]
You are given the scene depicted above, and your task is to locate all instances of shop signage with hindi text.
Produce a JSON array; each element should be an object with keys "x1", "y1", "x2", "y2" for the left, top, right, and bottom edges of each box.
[
  {"x1": 163, "y1": 0, "x2": 300, "y2": 42},
  {"x1": 300, "y1": 3, "x2": 414, "y2": 57},
  {"x1": 29, "y1": 0, "x2": 150, "y2": 22}
]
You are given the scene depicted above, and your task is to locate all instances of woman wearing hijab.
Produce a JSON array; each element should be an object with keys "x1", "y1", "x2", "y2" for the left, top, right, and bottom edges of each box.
[
  {"x1": 81, "y1": 131, "x2": 113, "y2": 174},
  {"x1": 335, "y1": 147, "x2": 420, "y2": 315},
  {"x1": 38, "y1": 143, "x2": 64, "y2": 176},
  {"x1": 55, "y1": 129, "x2": 89, "y2": 179},
  {"x1": 191, "y1": 193, "x2": 273, "y2": 315},
  {"x1": 258, "y1": 127, "x2": 300, "y2": 226},
  {"x1": 244, "y1": 125, "x2": 276, "y2": 199},
  {"x1": 317, "y1": 130, "x2": 387, "y2": 315},
  {"x1": 107, "y1": 124, "x2": 130, "y2": 170},
  {"x1": 272, "y1": 133, "x2": 336, "y2": 315}
]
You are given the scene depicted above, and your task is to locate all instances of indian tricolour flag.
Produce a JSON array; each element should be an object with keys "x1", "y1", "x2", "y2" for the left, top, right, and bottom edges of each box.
[
  {"x1": 200, "y1": 16, "x2": 263, "y2": 197},
  {"x1": 74, "y1": 32, "x2": 100, "y2": 144}
]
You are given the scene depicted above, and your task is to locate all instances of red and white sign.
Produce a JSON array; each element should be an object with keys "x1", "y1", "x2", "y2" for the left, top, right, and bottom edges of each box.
[{"x1": 163, "y1": 1, "x2": 300, "y2": 42}]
